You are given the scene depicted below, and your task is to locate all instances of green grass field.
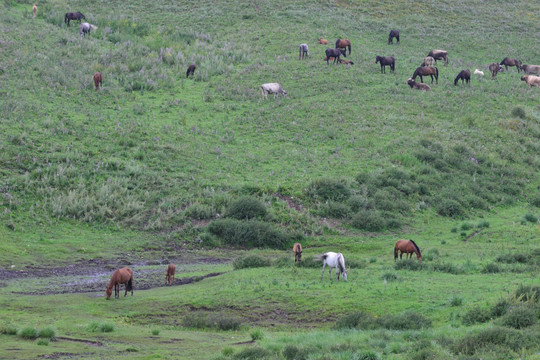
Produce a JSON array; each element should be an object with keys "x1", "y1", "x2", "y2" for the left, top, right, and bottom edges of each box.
[{"x1": 1, "y1": 0, "x2": 540, "y2": 358}]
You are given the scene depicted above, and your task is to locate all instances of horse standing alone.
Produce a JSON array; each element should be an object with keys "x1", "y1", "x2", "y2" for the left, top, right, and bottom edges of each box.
[
  {"x1": 166, "y1": 264, "x2": 176, "y2": 286},
  {"x1": 319, "y1": 252, "x2": 347, "y2": 281},
  {"x1": 293, "y1": 243, "x2": 302, "y2": 263},
  {"x1": 299, "y1": 44, "x2": 309, "y2": 60},
  {"x1": 454, "y1": 69, "x2": 471, "y2": 85},
  {"x1": 93, "y1": 72, "x2": 102, "y2": 90},
  {"x1": 335, "y1": 38, "x2": 351, "y2": 55},
  {"x1": 375, "y1": 56, "x2": 395, "y2": 73},
  {"x1": 186, "y1": 64, "x2": 196, "y2": 78},
  {"x1": 394, "y1": 240, "x2": 422, "y2": 261},
  {"x1": 32, "y1": 4, "x2": 37, "y2": 18},
  {"x1": 105, "y1": 267, "x2": 133, "y2": 300},
  {"x1": 388, "y1": 29, "x2": 400, "y2": 44},
  {"x1": 79, "y1": 22, "x2": 97, "y2": 37}
]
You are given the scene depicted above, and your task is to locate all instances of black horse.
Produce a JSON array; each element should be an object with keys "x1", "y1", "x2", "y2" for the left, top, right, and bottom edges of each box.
[
  {"x1": 412, "y1": 66, "x2": 438, "y2": 84},
  {"x1": 186, "y1": 64, "x2": 196, "y2": 78},
  {"x1": 375, "y1": 56, "x2": 395, "y2": 73},
  {"x1": 325, "y1": 48, "x2": 346, "y2": 64},
  {"x1": 65, "y1": 12, "x2": 85, "y2": 26},
  {"x1": 388, "y1": 30, "x2": 400, "y2": 44},
  {"x1": 454, "y1": 69, "x2": 471, "y2": 86}
]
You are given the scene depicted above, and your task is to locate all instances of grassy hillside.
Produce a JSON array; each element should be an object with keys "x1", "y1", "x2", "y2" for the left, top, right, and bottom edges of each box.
[{"x1": 1, "y1": 0, "x2": 540, "y2": 358}]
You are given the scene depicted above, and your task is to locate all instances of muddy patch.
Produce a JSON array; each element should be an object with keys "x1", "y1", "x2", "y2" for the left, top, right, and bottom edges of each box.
[
  {"x1": 39, "y1": 352, "x2": 78, "y2": 359},
  {"x1": 56, "y1": 336, "x2": 103, "y2": 347}
]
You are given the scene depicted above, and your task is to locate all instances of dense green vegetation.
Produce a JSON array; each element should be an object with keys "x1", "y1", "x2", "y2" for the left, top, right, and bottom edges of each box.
[{"x1": 1, "y1": 0, "x2": 539, "y2": 358}]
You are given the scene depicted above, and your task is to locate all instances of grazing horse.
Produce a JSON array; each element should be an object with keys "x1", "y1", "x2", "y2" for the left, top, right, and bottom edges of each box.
[
  {"x1": 325, "y1": 48, "x2": 346, "y2": 64},
  {"x1": 318, "y1": 38, "x2": 328, "y2": 45},
  {"x1": 79, "y1": 22, "x2": 97, "y2": 37},
  {"x1": 64, "y1": 12, "x2": 85, "y2": 26},
  {"x1": 32, "y1": 4, "x2": 37, "y2": 18},
  {"x1": 394, "y1": 239, "x2": 422, "y2": 261},
  {"x1": 521, "y1": 64, "x2": 540, "y2": 75},
  {"x1": 375, "y1": 56, "x2": 395, "y2": 73},
  {"x1": 299, "y1": 43, "x2": 309, "y2": 60},
  {"x1": 293, "y1": 243, "x2": 302, "y2": 263},
  {"x1": 521, "y1": 75, "x2": 540, "y2": 88},
  {"x1": 93, "y1": 72, "x2": 102, "y2": 90},
  {"x1": 261, "y1": 83, "x2": 287, "y2": 99},
  {"x1": 166, "y1": 264, "x2": 176, "y2": 286},
  {"x1": 421, "y1": 56, "x2": 435, "y2": 67},
  {"x1": 454, "y1": 69, "x2": 471, "y2": 85},
  {"x1": 489, "y1": 63, "x2": 504, "y2": 78},
  {"x1": 186, "y1": 64, "x2": 196, "y2": 78},
  {"x1": 105, "y1": 267, "x2": 133, "y2": 300},
  {"x1": 407, "y1": 78, "x2": 430, "y2": 91},
  {"x1": 412, "y1": 66, "x2": 438, "y2": 84},
  {"x1": 335, "y1": 38, "x2": 351, "y2": 55},
  {"x1": 388, "y1": 29, "x2": 400, "y2": 44},
  {"x1": 319, "y1": 252, "x2": 347, "y2": 281},
  {"x1": 427, "y1": 50, "x2": 448, "y2": 66},
  {"x1": 500, "y1": 57, "x2": 522, "y2": 72}
]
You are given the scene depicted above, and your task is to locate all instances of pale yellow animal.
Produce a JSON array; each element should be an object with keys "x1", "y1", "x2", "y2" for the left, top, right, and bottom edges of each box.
[
  {"x1": 521, "y1": 75, "x2": 540, "y2": 88},
  {"x1": 32, "y1": 3, "x2": 37, "y2": 18}
]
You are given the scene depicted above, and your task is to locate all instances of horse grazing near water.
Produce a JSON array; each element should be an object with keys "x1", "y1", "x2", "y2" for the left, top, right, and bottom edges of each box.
[
  {"x1": 325, "y1": 48, "x2": 346, "y2": 64},
  {"x1": 500, "y1": 57, "x2": 522, "y2": 72},
  {"x1": 427, "y1": 50, "x2": 448, "y2": 65},
  {"x1": 299, "y1": 44, "x2": 309, "y2": 60},
  {"x1": 166, "y1": 264, "x2": 176, "y2": 286},
  {"x1": 318, "y1": 252, "x2": 347, "y2": 281},
  {"x1": 79, "y1": 22, "x2": 97, "y2": 37},
  {"x1": 489, "y1": 63, "x2": 504, "y2": 78},
  {"x1": 186, "y1": 64, "x2": 196, "y2": 78},
  {"x1": 318, "y1": 38, "x2": 328, "y2": 45},
  {"x1": 388, "y1": 29, "x2": 400, "y2": 44},
  {"x1": 375, "y1": 56, "x2": 395, "y2": 73},
  {"x1": 105, "y1": 267, "x2": 133, "y2": 300},
  {"x1": 412, "y1": 66, "x2": 438, "y2": 84},
  {"x1": 293, "y1": 243, "x2": 302, "y2": 263},
  {"x1": 93, "y1": 72, "x2": 102, "y2": 90},
  {"x1": 65, "y1": 12, "x2": 85, "y2": 26},
  {"x1": 454, "y1": 69, "x2": 470, "y2": 85},
  {"x1": 394, "y1": 239, "x2": 422, "y2": 261},
  {"x1": 335, "y1": 38, "x2": 351, "y2": 55}
]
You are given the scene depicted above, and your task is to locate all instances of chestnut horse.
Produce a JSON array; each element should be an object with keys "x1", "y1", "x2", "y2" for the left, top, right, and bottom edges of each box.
[
  {"x1": 32, "y1": 4, "x2": 37, "y2": 18},
  {"x1": 93, "y1": 72, "x2": 102, "y2": 90},
  {"x1": 318, "y1": 38, "x2": 328, "y2": 45},
  {"x1": 166, "y1": 264, "x2": 176, "y2": 286},
  {"x1": 394, "y1": 240, "x2": 422, "y2": 261},
  {"x1": 293, "y1": 243, "x2": 302, "y2": 262},
  {"x1": 335, "y1": 38, "x2": 351, "y2": 55},
  {"x1": 105, "y1": 267, "x2": 133, "y2": 300},
  {"x1": 412, "y1": 66, "x2": 438, "y2": 84}
]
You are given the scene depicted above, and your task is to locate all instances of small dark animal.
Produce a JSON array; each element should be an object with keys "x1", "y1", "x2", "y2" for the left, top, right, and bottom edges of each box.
[
  {"x1": 105, "y1": 267, "x2": 133, "y2": 300},
  {"x1": 318, "y1": 38, "x2": 328, "y2": 45},
  {"x1": 454, "y1": 69, "x2": 471, "y2": 86},
  {"x1": 93, "y1": 72, "x2": 102, "y2": 90},
  {"x1": 325, "y1": 48, "x2": 346, "y2": 64},
  {"x1": 186, "y1": 64, "x2": 196, "y2": 78},
  {"x1": 338, "y1": 59, "x2": 354, "y2": 65},
  {"x1": 394, "y1": 239, "x2": 422, "y2": 261},
  {"x1": 427, "y1": 49, "x2": 448, "y2": 66},
  {"x1": 412, "y1": 66, "x2": 438, "y2": 84},
  {"x1": 500, "y1": 57, "x2": 522, "y2": 72},
  {"x1": 388, "y1": 29, "x2": 400, "y2": 44},
  {"x1": 299, "y1": 43, "x2": 309, "y2": 60},
  {"x1": 64, "y1": 12, "x2": 85, "y2": 26},
  {"x1": 166, "y1": 264, "x2": 176, "y2": 286},
  {"x1": 520, "y1": 64, "x2": 540, "y2": 75},
  {"x1": 407, "y1": 78, "x2": 430, "y2": 91},
  {"x1": 335, "y1": 38, "x2": 351, "y2": 55},
  {"x1": 489, "y1": 63, "x2": 504, "y2": 78},
  {"x1": 375, "y1": 56, "x2": 395, "y2": 73},
  {"x1": 293, "y1": 243, "x2": 302, "y2": 263}
]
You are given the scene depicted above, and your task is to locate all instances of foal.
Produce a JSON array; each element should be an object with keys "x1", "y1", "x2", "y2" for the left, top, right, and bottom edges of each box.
[
  {"x1": 293, "y1": 243, "x2": 302, "y2": 262},
  {"x1": 166, "y1": 264, "x2": 176, "y2": 286}
]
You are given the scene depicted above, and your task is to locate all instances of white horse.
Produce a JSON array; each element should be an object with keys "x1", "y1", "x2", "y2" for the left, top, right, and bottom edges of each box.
[
  {"x1": 319, "y1": 252, "x2": 347, "y2": 281},
  {"x1": 79, "y1": 22, "x2": 97, "y2": 37},
  {"x1": 299, "y1": 43, "x2": 309, "y2": 59}
]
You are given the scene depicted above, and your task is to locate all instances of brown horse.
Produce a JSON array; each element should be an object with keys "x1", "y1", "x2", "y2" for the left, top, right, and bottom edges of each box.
[
  {"x1": 32, "y1": 4, "x2": 37, "y2": 18},
  {"x1": 335, "y1": 38, "x2": 351, "y2": 55},
  {"x1": 394, "y1": 239, "x2": 422, "y2": 261},
  {"x1": 105, "y1": 267, "x2": 133, "y2": 300},
  {"x1": 186, "y1": 64, "x2": 196, "y2": 78},
  {"x1": 427, "y1": 50, "x2": 448, "y2": 66},
  {"x1": 412, "y1": 66, "x2": 438, "y2": 84},
  {"x1": 454, "y1": 69, "x2": 470, "y2": 86},
  {"x1": 489, "y1": 63, "x2": 503, "y2": 78},
  {"x1": 500, "y1": 57, "x2": 522, "y2": 72},
  {"x1": 93, "y1": 72, "x2": 102, "y2": 90},
  {"x1": 375, "y1": 56, "x2": 395, "y2": 73},
  {"x1": 64, "y1": 12, "x2": 85, "y2": 26},
  {"x1": 166, "y1": 264, "x2": 176, "y2": 286},
  {"x1": 318, "y1": 38, "x2": 328, "y2": 45},
  {"x1": 293, "y1": 243, "x2": 302, "y2": 262}
]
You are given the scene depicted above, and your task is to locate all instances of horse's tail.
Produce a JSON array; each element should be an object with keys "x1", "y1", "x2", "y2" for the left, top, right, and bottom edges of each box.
[
  {"x1": 127, "y1": 275, "x2": 133, "y2": 292},
  {"x1": 335, "y1": 38, "x2": 340, "y2": 48},
  {"x1": 435, "y1": 67, "x2": 439, "y2": 79},
  {"x1": 409, "y1": 239, "x2": 421, "y2": 257},
  {"x1": 64, "y1": 13, "x2": 68, "y2": 23},
  {"x1": 347, "y1": 44, "x2": 351, "y2": 55},
  {"x1": 394, "y1": 245, "x2": 398, "y2": 260},
  {"x1": 412, "y1": 68, "x2": 418, "y2": 80},
  {"x1": 315, "y1": 254, "x2": 326, "y2": 262}
]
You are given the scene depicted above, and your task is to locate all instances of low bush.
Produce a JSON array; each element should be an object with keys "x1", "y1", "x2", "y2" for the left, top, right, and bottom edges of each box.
[
  {"x1": 452, "y1": 327, "x2": 534, "y2": 355},
  {"x1": 18, "y1": 327, "x2": 38, "y2": 340},
  {"x1": 250, "y1": 329, "x2": 264, "y2": 341},
  {"x1": 233, "y1": 347, "x2": 272, "y2": 359},
  {"x1": 435, "y1": 199, "x2": 464, "y2": 217},
  {"x1": 378, "y1": 311, "x2": 432, "y2": 330},
  {"x1": 320, "y1": 201, "x2": 350, "y2": 219},
  {"x1": 477, "y1": 220, "x2": 490, "y2": 228},
  {"x1": 531, "y1": 194, "x2": 540, "y2": 207},
  {"x1": 431, "y1": 262, "x2": 462, "y2": 274},
  {"x1": 233, "y1": 254, "x2": 271, "y2": 270},
  {"x1": 481, "y1": 263, "x2": 501, "y2": 273},
  {"x1": 88, "y1": 322, "x2": 114, "y2": 333},
  {"x1": 182, "y1": 311, "x2": 242, "y2": 331},
  {"x1": 38, "y1": 327, "x2": 56, "y2": 339},
  {"x1": 181, "y1": 312, "x2": 207, "y2": 329},
  {"x1": 461, "y1": 306, "x2": 491, "y2": 325},
  {"x1": 334, "y1": 311, "x2": 378, "y2": 330},
  {"x1": 522, "y1": 213, "x2": 538, "y2": 224},
  {"x1": 296, "y1": 256, "x2": 320, "y2": 268},
  {"x1": 37, "y1": 339, "x2": 49, "y2": 346},
  {"x1": 382, "y1": 272, "x2": 398, "y2": 282},
  {"x1": 351, "y1": 209, "x2": 387, "y2": 231},
  {"x1": 500, "y1": 305, "x2": 537, "y2": 329},
  {"x1": 272, "y1": 256, "x2": 293, "y2": 267},
  {"x1": 282, "y1": 345, "x2": 311, "y2": 360},
  {"x1": 348, "y1": 195, "x2": 368, "y2": 212},
  {"x1": 151, "y1": 329, "x2": 160, "y2": 336},
  {"x1": 394, "y1": 259, "x2": 424, "y2": 271},
  {"x1": 306, "y1": 178, "x2": 351, "y2": 202},
  {"x1": 513, "y1": 285, "x2": 539, "y2": 303},
  {"x1": 490, "y1": 299, "x2": 509, "y2": 317},
  {"x1": 496, "y1": 253, "x2": 529, "y2": 264},
  {"x1": 0, "y1": 324, "x2": 17, "y2": 335},
  {"x1": 358, "y1": 351, "x2": 379, "y2": 360},
  {"x1": 511, "y1": 106, "x2": 526, "y2": 119},
  {"x1": 450, "y1": 296, "x2": 463, "y2": 307},
  {"x1": 226, "y1": 197, "x2": 267, "y2": 220},
  {"x1": 185, "y1": 204, "x2": 216, "y2": 220},
  {"x1": 207, "y1": 219, "x2": 291, "y2": 249}
]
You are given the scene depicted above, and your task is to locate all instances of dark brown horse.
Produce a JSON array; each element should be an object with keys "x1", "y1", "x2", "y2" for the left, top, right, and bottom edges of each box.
[
  {"x1": 454, "y1": 69, "x2": 470, "y2": 85},
  {"x1": 376, "y1": 56, "x2": 395, "y2": 73},
  {"x1": 388, "y1": 30, "x2": 400, "y2": 44},
  {"x1": 105, "y1": 267, "x2": 133, "y2": 300},
  {"x1": 293, "y1": 243, "x2": 302, "y2": 263},
  {"x1": 500, "y1": 57, "x2": 522, "y2": 72},
  {"x1": 412, "y1": 66, "x2": 438, "y2": 84},
  {"x1": 427, "y1": 50, "x2": 448, "y2": 66},
  {"x1": 325, "y1": 48, "x2": 346, "y2": 64},
  {"x1": 186, "y1": 64, "x2": 196, "y2": 78},
  {"x1": 93, "y1": 72, "x2": 102, "y2": 90},
  {"x1": 394, "y1": 239, "x2": 422, "y2": 261},
  {"x1": 335, "y1": 38, "x2": 351, "y2": 55},
  {"x1": 166, "y1": 264, "x2": 175, "y2": 286},
  {"x1": 64, "y1": 12, "x2": 85, "y2": 25}
]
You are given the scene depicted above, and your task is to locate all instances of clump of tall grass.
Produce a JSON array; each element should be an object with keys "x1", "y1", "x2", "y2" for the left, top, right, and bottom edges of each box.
[
  {"x1": 335, "y1": 311, "x2": 431, "y2": 330},
  {"x1": 18, "y1": 327, "x2": 39, "y2": 339},
  {"x1": 88, "y1": 322, "x2": 114, "y2": 333},
  {"x1": 233, "y1": 254, "x2": 271, "y2": 269},
  {"x1": 225, "y1": 196, "x2": 267, "y2": 220},
  {"x1": 181, "y1": 311, "x2": 242, "y2": 331},
  {"x1": 306, "y1": 178, "x2": 351, "y2": 202},
  {"x1": 207, "y1": 219, "x2": 292, "y2": 249}
]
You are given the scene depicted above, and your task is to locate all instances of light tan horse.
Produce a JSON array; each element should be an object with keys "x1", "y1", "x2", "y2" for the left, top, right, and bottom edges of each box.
[
  {"x1": 105, "y1": 267, "x2": 133, "y2": 300},
  {"x1": 318, "y1": 38, "x2": 328, "y2": 45},
  {"x1": 166, "y1": 264, "x2": 176, "y2": 286},
  {"x1": 394, "y1": 240, "x2": 422, "y2": 261},
  {"x1": 293, "y1": 243, "x2": 302, "y2": 262},
  {"x1": 32, "y1": 4, "x2": 37, "y2": 18}
]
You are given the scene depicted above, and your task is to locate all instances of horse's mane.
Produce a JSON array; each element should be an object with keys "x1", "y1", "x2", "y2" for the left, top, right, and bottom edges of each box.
[
  {"x1": 335, "y1": 38, "x2": 341, "y2": 48},
  {"x1": 409, "y1": 240, "x2": 421, "y2": 256}
]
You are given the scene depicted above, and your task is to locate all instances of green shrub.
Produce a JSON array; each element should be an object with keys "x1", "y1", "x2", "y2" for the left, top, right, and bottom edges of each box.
[
  {"x1": 88, "y1": 322, "x2": 114, "y2": 333},
  {"x1": 321, "y1": 201, "x2": 350, "y2": 219},
  {"x1": 500, "y1": 305, "x2": 537, "y2": 329},
  {"x1": 272, "y1": 256, "x2": 293, "y2": 267},
  {"x1": 431, "y1": 262, "x2": 462, "y2": 274},
  {"x1": 482, "y1": 263, "x2": 501, "y2": 273},
  {"x1": 496, "y1": 253, "x2": 529, "y2": 264},
  {"x1": 233, "y1": 347, "x2": 271, "y2": 359},
  {"x1": 511, "y1": 106, "x2": 526, "y2": 119},
  {"x1": 18, "y1": 327, "x2": 38, "y2": 339},
  {"x1": 378, "y1": 311, "x2": 432, "y2": 330},
  {"x1": 461, "y1": 222, "x2": 473, "y2": 231},
  {"x1": 306, "y1": 178, "x2": 351, "y2": 201},
  {"x1": 453, "y1": 327, "x2": 534, "y2": 355},
  {"x1": 531, "y1": 194, "x2": 540, "y2": 207},
  {"x1": 513, "y1": 285, "x2": 539, "y2": 303},
  {"x1": 185, "y1": 204, "x2": 216, "y2": 220},
  {"x1": 382, "y1": 272, "x2": 398, "y2": 282},
  {"x1": 490, "y1": 299, "x2": 509, "y2": 317},
  {"x1": 394, "y1": 259, "x2": 424, "y2": 271},
  {"x1": 358, "y1": 351, "x2": 379, "y2": 360},
  {"x1": 450, "y1": 296, "x2": 463, "y2": 307},
  {"x1": 522, "y1": 213, "x2": 538, "y2": 223},
  {"x1": 208, "y1": 219, "x2": 291, "y2": 249},
  {"x1": 151, "y1": 329, "x2": 160, "y2": 336},
  {"x1": 226, "y1": 197, "x2": 267, "y2": 220},
  {"x1": 181, "y1": 312, "x2": 208, "y2": 329},
  {"x1": 296, "y1": 256, "x2": 320, "y2": 268},
  {"x1": 348, "y1": 195, "x2": 368, "y2": 212},
  {"x1": 461, "y1": 306, "x2": 491, "y2": 325},
  {"x1": 206, "y1": 313, "x2": 242, "y2": 331},
  {"x1": 351, "y1": 210, "x2": 386, "y2": 231},
  {"x1": 334, "y1": 311, "x2": 378, "y2": 330},
  {"x1": 38, "y1": 327, "x2": 56, "y2": 339},
  {"x1": 282, "y1": 345, "x2": 310, "y2": 360},
  {"x1": 435, "y1": 199, "x2": 464, "y2": 217},
  {"x1": 233, "y1": 254, "x2": 271, "y2": 270},
  {"x1": 477, "y1": 220, "x2": 490, "y2": 228},
  {"x1": 37, "y1": 339, "x2": 49, "y2": 346},
  {"x1": 0, "y1": 324, "x2": 17, "y2": 335},
  {"x1": 250, "y1": 329, "x2": 264, "y2": 341}
]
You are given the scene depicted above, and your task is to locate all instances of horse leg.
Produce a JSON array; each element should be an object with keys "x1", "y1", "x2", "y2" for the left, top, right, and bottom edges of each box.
[
  {"x1": 321, "y1": 263, "x2": 327, "y2": 280},
  {"x1": 124, "y1": 283, "x2": 128, "y2": 297},
  {"x1": 329, "y1": 267, "x2": 333, "y2": 281}
]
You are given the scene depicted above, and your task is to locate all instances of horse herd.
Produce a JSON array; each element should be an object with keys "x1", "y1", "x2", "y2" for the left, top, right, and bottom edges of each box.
[{"x1": 105, "y1": 239, "x2": 421, "y2": 299}]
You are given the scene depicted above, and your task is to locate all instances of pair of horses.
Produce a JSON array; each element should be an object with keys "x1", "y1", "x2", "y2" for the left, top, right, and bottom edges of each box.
[
  {"x1": 293, "y1": 244, "x2": 348, "y2": 281},
  {"x1": 105, "y1": 263, "x2": 176, "y2": 299}
]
